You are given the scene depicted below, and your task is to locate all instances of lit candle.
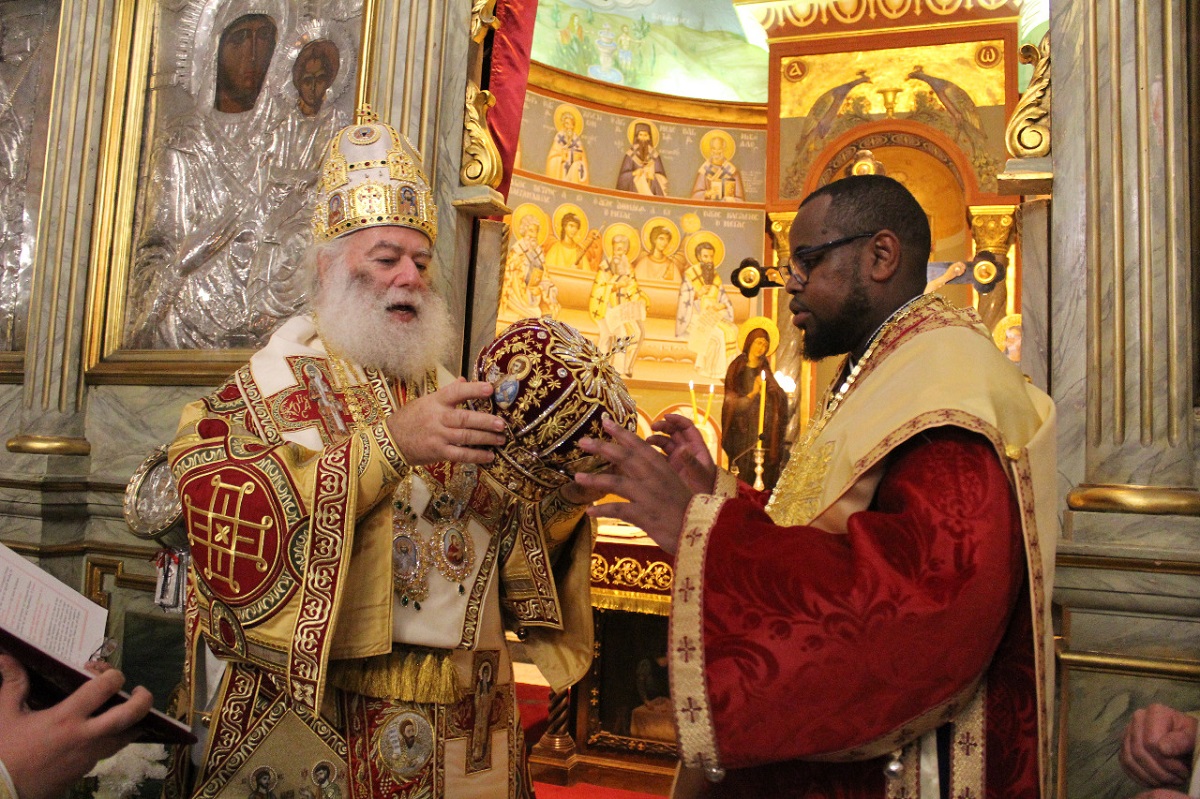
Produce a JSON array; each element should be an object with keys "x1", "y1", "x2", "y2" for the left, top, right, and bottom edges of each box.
[
  {"x1": 689, "y1": 380, "x2": 698, "y2": 422},
  {"x1": 757, "y1": 370, "x2": 766, "y2": 438}
]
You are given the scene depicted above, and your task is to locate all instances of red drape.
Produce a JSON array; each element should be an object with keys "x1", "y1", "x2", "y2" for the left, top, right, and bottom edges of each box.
[{"x1": 487, "y1": 0, "x2": 538, "y2": 200}]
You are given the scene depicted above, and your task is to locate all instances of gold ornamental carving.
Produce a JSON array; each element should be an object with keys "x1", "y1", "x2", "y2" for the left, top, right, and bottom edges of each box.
[
  {"x1": 1067, "y1": 484, "x2": 1200, "y2": 517},
  {"x1": 1005, "y1": 32, "x2": 1051, "y2": 159},
  {"x1": 745, "y1": 0, "x2": 1020, "y2": 32},
  {"x1": 590, "y1": 553, "x2": 674, "y2": 592},
  {"x1": 767, "y1": 212, "x2": 796, "y2": 270},
  {"x1": 6, "y1": 434, "x2": 91, "y2": 456},
  {"x1": 460, "y1": 80, "x2": 503, "y2": 189},
  {"x1": 1059, "y1": 650, "x2": 1200, "y2": 680},
  {"x1": 470, "y1": 0, "x2": 500, "y2": 43},
  {"x1": 967, "y1": 205, "x2": 1017, "y2": 255}
]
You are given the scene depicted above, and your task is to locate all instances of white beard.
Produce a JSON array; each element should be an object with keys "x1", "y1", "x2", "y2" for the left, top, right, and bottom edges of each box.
[{"x1": 313, "y1": 262, "x2": 454, "y2": 382}]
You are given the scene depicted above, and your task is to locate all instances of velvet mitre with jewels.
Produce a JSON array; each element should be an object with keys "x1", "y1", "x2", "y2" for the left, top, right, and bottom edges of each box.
[
  {"x1": 474, "y1": 317, "x2": 637, "y2": 502},
  {"x1": 311, "y1": 104, "x2": 438, "y2": 245}
]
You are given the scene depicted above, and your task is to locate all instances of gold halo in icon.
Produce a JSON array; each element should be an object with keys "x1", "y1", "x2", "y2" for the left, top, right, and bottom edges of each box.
[{"x1": 736, "y1": 316, "x2": 780, "y2": 357}]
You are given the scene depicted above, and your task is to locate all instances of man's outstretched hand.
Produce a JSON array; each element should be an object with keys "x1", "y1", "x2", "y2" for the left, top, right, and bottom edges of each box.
[{"x1": 575, "y1": 417, "x2": 712, "y2": 555}]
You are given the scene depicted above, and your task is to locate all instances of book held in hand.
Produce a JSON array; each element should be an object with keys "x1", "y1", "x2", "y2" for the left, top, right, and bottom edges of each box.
[{"x1": 0, "y1": 541, "x2": 196, "y2": 745}]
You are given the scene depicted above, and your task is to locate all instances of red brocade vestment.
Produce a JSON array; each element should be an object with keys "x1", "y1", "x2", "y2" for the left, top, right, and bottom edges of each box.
[{"x1": 669, "y1": 296, "x2": 1056, "y2": 799}]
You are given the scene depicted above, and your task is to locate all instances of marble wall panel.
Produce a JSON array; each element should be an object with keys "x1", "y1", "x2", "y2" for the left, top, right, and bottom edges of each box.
[
  {"x1": 1056, "y1": 566, "x2": 1200, "y2": 617},
  {"x1": 1063, "y1": 510, "x2": 1200, "y2": 555},
  {"x1": 1018, "y1": 200, "x2": 1050, "y2": 393},
  {"x1": 0, "y1": 385, "x2": 41, "y2": 478},
  {"x1": 1066, "y1": 609, "x2": 1200, "y2": 660},
  {"x1": 84, "y1": 385, "x2": 203, "y2": 485}
]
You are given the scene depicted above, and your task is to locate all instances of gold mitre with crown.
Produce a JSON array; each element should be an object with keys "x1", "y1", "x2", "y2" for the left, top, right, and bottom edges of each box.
[{"x1": 312, "y1": 105, "x2": 438, "y2": 244}]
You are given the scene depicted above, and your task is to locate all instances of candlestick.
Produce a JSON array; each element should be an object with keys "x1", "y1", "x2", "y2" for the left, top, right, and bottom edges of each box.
[
  {"x1": 757, "y1": 370, "x2": 766, "y2": 437},
  {"x1": 753, "y1": 446, "x2": 765, "y2": 491},
  {"x1": 689, "y1": 380, "x2": 698, "y2": 423},
  {"x1": 703, "y1": 383, "x2": 715, "y2": 425}
]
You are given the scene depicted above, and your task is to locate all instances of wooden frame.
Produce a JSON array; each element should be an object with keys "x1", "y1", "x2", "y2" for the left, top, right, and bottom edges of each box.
[{"x1": 547, "y1": 606, "x2": 678, "y2": 794}]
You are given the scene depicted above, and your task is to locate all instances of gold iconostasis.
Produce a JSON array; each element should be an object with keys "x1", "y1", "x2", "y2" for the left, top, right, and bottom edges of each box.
[{"x1": 500, "y1": 10, "x2": 1025, "y2": 488}]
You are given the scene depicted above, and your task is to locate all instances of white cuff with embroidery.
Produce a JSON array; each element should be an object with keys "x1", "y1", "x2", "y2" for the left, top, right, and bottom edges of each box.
[{"x1": 669, "y1": 493, "x2": 727, "y2": 781}]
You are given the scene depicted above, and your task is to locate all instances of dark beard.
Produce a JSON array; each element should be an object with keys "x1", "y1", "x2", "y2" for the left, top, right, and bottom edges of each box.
[
  {"x1": 800, "y1": 273, "x2": 871, "y2": 361},
  {"x1": 635, "y1": 142, "x2": 652, "y2": 160}
]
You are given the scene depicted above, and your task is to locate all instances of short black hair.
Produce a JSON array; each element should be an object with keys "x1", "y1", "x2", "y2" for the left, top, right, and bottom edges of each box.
[
  {"x1": 800, "y1": 175, "x2": 931, "y2": 273},
  {"x1": 694, "y1": 241, "x2": 715, "y2": 259}
]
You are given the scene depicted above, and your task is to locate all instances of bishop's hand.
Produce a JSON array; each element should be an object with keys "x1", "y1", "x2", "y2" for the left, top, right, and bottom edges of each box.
[{"x1": 386, "y1": 379, "x2": 506, "y2": 466}]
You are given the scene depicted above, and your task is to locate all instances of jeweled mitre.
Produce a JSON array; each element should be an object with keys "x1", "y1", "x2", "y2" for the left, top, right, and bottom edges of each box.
[
  {"x1": 312, "y1": 105, "x2": 438, "y2": 244},
  {"x1": 475, "y1": 317, "x2": 637, "y2": 502}
]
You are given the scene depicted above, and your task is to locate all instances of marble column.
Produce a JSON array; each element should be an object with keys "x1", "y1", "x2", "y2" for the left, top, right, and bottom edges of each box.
[
  {"x1": 1, "y1": 0, "x2": 118, "y2": 562},
  {"x1": 1050, "y1": 1, "x2": 1199, "y2": 797}
]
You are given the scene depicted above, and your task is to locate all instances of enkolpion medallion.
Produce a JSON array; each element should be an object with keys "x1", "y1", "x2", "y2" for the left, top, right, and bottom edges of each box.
[{"x1": 475, "y1": 316, "x2": 638, "y2": 501}]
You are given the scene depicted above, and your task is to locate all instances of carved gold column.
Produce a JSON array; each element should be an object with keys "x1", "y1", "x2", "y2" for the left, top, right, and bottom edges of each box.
[
  {"x1": 767, "y1": 212, "x2": 794, "y2": 270},
  {"x1": 998, "y1": 33, "x2": 1053, "y2": 392},
  {"x1": 455, "y1": 0, "x2": 507, "y2": 215},
  {"x1": 460, "y1": 80, "x2": 503, "y2": 191},
  {"x1": 453, "y1": 1, "x2": 507, "y2": 217},
  {"x1": 967, "y1": 205, "x2": 1018, "y2": 331}
]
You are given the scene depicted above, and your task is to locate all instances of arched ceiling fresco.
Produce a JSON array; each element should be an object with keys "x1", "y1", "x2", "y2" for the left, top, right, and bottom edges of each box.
[{"x1": 532, "y1": 0, "x2": 770, "y2": 103}]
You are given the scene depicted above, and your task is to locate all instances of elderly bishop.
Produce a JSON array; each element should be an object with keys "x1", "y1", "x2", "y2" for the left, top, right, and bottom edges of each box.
[{"x1": 165, "y1": 108, "x2": 600, "y2": 799}]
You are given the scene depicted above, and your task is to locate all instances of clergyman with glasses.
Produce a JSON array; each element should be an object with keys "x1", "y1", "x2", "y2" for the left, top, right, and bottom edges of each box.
[{"x1": 573, "y1": 174, "x2": 1058, "y2": 799}]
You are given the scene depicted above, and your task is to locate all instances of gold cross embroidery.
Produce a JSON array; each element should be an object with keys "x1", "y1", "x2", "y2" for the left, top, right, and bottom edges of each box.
[{"x1": 185, "y1": 473, "x2": 274, "y2": 592}]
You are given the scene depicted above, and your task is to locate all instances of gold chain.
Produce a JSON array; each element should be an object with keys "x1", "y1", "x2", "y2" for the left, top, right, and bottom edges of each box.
[
  {"x1": 390, "y1": 477, "x2": 431, "y2": 608},
  {"x1": 312, "y1": 317, "x2": 460, "y2": 610}
]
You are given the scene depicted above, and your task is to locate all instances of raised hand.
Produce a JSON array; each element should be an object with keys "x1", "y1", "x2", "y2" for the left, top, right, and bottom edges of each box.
[
  {"x1": 575, "y1": 418, "x2": 695, "y2": 555},
  {"x1": 647, "y1": 413, "x2": 717, "y2": 495}
]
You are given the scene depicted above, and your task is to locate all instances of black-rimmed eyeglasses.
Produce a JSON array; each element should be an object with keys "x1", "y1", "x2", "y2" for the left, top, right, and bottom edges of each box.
[{"x1": 785, "y1": 231, "x2": 879, "y2": 285}]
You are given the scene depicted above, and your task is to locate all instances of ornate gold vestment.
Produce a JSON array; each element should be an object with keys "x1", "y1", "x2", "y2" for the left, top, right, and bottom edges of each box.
[{"x1": 166, "y1": 316, "x2": 593, "y2": 799}]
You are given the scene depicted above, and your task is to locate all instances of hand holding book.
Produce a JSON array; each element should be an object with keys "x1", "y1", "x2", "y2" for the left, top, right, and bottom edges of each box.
[
  {"x1": 0, "y1": 540, "x2": 195, "y2": 799},
  {"x1": 0, "y1": 653, "x2": 153, "y2": 799}
]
